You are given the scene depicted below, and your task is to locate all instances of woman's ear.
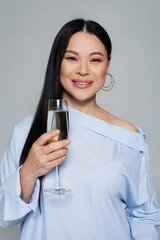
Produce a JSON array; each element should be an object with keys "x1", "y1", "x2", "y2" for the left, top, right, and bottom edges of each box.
[{"x1": 106, "y1": 56, "x2": 111, "y2": 76}]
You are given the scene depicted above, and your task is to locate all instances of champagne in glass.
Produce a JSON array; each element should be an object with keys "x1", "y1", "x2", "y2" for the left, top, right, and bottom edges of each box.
[
  {"x1": 44, "y1": 99, "x2": 71, "y2": 196},
  {"x1": 47, "y1": 110, "x2": 68, "y2": 142}
]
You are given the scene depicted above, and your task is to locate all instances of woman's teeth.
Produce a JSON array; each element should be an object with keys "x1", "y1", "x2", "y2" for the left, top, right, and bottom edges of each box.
[{"x1": 76, "y1": 82, "x2": 91, "y2": 85}]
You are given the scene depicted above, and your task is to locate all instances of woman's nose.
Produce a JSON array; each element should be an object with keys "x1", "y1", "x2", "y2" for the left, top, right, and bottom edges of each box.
[{"x1": 75, "y1": 61, "x2": 90, "y2": 76}]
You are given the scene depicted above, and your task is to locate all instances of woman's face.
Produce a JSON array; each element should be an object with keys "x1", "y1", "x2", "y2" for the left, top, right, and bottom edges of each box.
[{"x1": 60, "y1": 31, "x2": 111, "y2": 103}]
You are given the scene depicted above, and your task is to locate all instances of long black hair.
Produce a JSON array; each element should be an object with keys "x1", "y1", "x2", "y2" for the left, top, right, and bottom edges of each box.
[{"x1": 20, "y1": 18, "x2": 112, "y2": 172}]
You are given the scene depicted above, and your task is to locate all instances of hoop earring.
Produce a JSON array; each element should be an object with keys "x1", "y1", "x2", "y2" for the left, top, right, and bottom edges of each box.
[{"x1": 102, "y1": 73, "x2": 114, "y2": 91}]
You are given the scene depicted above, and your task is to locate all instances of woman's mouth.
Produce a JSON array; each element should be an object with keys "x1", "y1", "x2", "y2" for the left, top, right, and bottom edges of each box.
[{"x1": 72, "y1": 79, "x2": 93, "y2": 89}]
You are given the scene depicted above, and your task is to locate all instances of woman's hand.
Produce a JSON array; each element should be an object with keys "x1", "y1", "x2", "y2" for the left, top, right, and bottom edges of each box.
[
  {"x1": 19, "y1": 129, "x2": 71, "y2": 203},
  {"x1": 22, "y1": 129, "x2": 70, "y2": 180}
]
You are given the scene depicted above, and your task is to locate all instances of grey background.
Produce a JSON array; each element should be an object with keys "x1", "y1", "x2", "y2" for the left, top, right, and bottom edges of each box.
[{"x1": 0, "y1": 0, "x2": 160, "y2": 239}]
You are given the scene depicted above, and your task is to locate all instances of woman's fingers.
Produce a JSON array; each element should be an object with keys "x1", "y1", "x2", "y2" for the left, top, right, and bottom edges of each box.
[
  {"x1": 47, "y1": 147, "x2": 68, "y2": 162},
  {"x1": 35, "y1": 129, "x2": 60, "y2": 146},
  {"x1": 43, "y1": 139, "x2": 71, "y2": 154},
  {"x1": 45, "y1": 155, "x2": 67, "y2": 171},
  {"x1": 23, "y1": 130, "x2": 71, "y2": 179},
  {"x1": 32, "y1": 148, "x2": 68, "y2": 176}
]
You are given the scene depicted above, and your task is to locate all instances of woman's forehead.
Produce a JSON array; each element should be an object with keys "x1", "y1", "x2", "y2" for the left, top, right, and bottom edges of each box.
[{"x1": 66, "y1": 32, "x2": 107, "y2": 55}]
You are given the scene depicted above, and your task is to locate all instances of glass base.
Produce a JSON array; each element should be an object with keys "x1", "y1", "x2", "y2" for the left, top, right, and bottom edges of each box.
[{"x1": 44, "y1": 187, "x2": 71, "y2": 196}]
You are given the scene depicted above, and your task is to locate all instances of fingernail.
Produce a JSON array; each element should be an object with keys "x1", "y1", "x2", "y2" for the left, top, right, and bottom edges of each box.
[
  {"x1": 55, "y1": 129, "x2": 60, "y2": 134},
  {"x1": 66, "y1": 139, "x2": 71, "y2": 144}
]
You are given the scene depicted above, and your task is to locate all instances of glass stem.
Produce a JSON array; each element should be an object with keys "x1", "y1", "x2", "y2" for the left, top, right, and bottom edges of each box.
[{"x1": 55, "y1": 165, "x2": 61, "y2": 189}]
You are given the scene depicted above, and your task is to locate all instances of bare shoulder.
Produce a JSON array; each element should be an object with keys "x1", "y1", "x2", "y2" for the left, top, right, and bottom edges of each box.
[
  {"x1": 111, "y1": 118, "x2": 138, "y2": 133},
  {"x1": 97, "y1": 107, "x2": 138, "y2": 133}
]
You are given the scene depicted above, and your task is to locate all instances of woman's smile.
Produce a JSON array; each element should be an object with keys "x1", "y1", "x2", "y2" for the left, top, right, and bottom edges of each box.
[{"x1": 72, "y1": 79, "x2": 93, "y2": 88}]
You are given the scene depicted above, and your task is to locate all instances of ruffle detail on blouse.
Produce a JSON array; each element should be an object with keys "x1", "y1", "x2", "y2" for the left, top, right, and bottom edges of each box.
[{"x1": 68, "y1": 106, "x2": 148, "y2": 153}]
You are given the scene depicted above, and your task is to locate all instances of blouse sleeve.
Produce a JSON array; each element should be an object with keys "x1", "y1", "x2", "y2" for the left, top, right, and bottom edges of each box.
[
  {"x1": 126, "y1": 139, "x2": 160, "y2": 239},
  {"x1": 0, "y1": 124, "x2": 40, "y2": 228}
]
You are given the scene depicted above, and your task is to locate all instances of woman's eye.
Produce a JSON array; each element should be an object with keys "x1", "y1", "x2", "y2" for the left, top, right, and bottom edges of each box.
[
  {"x1": 66, "y1": 57, "x2": 77, "y2": 61},
  {"x1": 91, "y1": 58, "x2": 101, "y2": 62}
]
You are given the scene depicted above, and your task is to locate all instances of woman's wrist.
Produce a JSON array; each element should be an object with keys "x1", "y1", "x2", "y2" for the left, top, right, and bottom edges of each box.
[
  {"x1": 19, "y1": 165, "x2": 37, "y2": 203},
  {"x1": 20, "y1": 163, "x2": 37, "y2": 183}
]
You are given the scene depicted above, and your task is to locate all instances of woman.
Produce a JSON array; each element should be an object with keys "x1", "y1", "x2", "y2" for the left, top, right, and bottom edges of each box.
[{"x1": 0, "y1": 19, "x2": 160, "y2": 240}]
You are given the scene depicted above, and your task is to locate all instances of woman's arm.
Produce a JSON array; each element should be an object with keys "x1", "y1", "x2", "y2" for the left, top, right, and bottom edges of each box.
[
  {"x1": 0, "y1": 126, "x2": 30, "y2": 228},
  {"x1": 0, "y1": 122, "x2": 70, "y2": 227},
  {"x1": 19, "y1": 129, "x2": 70, "y2": 203},
  {"x1": 126, "y1": 147, "x2": 160, "y2": 239}
]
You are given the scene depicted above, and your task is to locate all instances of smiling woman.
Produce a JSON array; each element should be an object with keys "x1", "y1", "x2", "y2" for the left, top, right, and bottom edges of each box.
[
  {"x1": 0, "y1": 19, "x2": 160, "y2": 240},
  {"x1": 60, "y1": 32, "x2": 110, "y2": 105}
]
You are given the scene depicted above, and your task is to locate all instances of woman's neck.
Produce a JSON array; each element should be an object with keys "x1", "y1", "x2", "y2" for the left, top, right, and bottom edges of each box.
[{"x1": 62, "y1": 93, "x2": 100, "y2": 116}]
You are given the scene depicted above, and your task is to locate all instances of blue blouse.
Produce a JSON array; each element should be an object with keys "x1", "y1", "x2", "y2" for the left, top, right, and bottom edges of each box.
[{"x1": 0, "y1": 106, "x2": 160, "y2": 240}]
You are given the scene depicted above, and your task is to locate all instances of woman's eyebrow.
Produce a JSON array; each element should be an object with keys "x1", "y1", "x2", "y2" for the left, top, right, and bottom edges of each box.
[
  {"x1": 65, "y1": 50, "x2": 78, "y2": 55},
  {"x1": 90, "y1": 52, "x2": 104, "y2": 57},
  {"x1": 65, "y1": 50, "x2": 105, "y2": 57}
]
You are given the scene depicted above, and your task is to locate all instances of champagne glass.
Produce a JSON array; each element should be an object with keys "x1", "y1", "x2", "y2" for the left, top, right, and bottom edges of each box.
[{"x1": 44, "y1": 99, "x2": 71, "y2": 196}]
